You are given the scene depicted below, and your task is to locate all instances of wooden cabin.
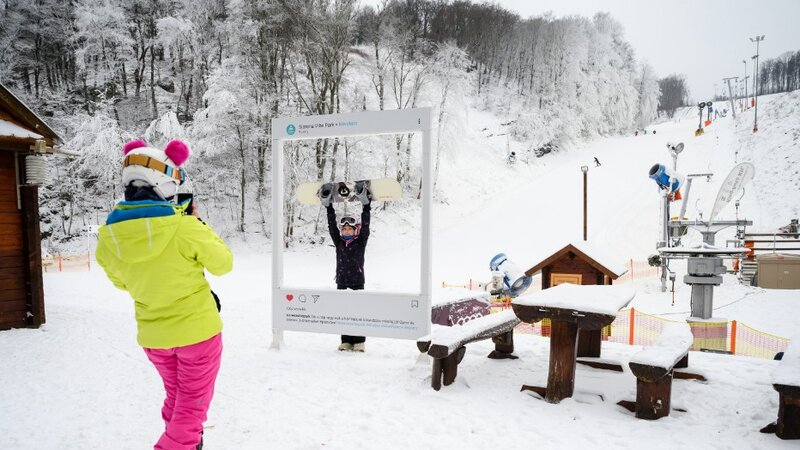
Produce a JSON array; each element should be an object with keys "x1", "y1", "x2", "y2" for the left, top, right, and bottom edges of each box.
[
  {"x1": 525, "y1": 242, "x2": 627, "y2": 289},
  {"x1": 0, "y1": 83, "x2": 61, "y2": 330},
  {"x1": 525, "y1": 242, "x2": 627, "y2": 357}
]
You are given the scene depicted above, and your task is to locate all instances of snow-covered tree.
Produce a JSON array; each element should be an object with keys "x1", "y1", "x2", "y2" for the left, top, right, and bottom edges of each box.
[{"x1": 635, "y1": 62, "x2": 661, "y2": 129}]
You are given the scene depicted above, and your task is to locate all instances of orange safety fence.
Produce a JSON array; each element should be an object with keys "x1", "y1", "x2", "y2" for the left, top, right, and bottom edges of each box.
[
  {"x1": 733, "y1": 321, "x2": 790, "y2": 359},
  {"x1": 494, "y1": 304, "x2": 789, "y2": 361},
  {"x1": 615, "y1": 259, "x2": 660, "y2": 284},
  {"x1": 42, "y1": 253, "x2": 92, "y2": 273}
]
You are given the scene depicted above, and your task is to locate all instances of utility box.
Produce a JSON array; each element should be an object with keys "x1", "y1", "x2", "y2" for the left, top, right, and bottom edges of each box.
[{"x1": 757, "y1": 253, "x2": 800, "y2": 289}]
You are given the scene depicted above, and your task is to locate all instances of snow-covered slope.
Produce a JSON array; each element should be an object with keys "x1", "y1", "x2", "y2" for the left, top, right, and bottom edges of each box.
[
  {"x1": 281, "y1": 91, "x2": 799, "y2": 292},
  {"x1": 1, "y1": 92, "x2": 798, "y2": 450}
]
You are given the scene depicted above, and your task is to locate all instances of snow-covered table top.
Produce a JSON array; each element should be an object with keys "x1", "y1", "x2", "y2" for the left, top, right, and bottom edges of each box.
[
  {"x1": 774, "y1": 335, "x2": 800, "y2": 387},
  {"x1": 629, "y1": 322, "x2": 693, "y2": 369},
  {"x1": 512, "y1": 283, "x2": 636, "y2": 316},
  {"x1": 431, "y1": 287, "x2": 490, "y2": 307},
  {"x1": 658, "y1": 243, "x2": 744, "y2": 255}
]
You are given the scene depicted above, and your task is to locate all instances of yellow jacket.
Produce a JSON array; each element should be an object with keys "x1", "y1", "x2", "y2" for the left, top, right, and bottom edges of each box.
[{"x1": 96, "y1": 200, "x2": 232, "y2": 349}]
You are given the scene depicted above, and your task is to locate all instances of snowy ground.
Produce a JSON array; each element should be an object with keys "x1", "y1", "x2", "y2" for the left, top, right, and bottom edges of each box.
[
  {"x1": 2, "y1": 93, "x2": 799, "y2": 449},
  {"x1": 0, "y1": 257, "x2": 796, "y2": 450}
]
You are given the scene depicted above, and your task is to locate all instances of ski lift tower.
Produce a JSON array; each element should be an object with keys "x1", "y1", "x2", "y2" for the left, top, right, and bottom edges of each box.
[{"x1": 657, "y1": 163, "x2": 755, "y2": 318}]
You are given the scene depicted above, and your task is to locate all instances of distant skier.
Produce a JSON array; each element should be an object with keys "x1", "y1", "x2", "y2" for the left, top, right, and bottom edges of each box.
[
  {"x1": 96, "y1": 139, "x2": 232, "y2": 450},
  {"x1": 507, "y1": 151, "x2": 517, "y2": 165},
  {"x1": 593, "y1": 157, "x2": 601, "y2": 167},
  {"x1": 321, "y1": 182, "x2": 371, "y2": 352}
]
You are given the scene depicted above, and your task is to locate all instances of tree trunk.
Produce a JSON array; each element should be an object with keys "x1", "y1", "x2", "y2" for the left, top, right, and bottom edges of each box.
[
  {"x1": 120, "y1": 62, "x2": 128, "y2": 96},
  {"x1": 150, "y1": 44, "x2": 158, "y2": 120},
  {"x1": 329, "y1": 138, "x2": 340, "y2": 182},
  {"x1": 239, "y1": 129, "x2": 247, "y2": 233}
]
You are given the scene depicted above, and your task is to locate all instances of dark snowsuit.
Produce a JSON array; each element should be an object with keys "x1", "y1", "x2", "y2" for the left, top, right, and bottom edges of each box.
[{"x1": 327, "y1": 203, "x2": 370, "y2": 344}]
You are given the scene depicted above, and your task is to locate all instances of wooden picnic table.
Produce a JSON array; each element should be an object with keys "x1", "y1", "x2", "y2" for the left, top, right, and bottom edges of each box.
[{"x1": 511, "y1": 284, "x2": 636, "y2": 403}]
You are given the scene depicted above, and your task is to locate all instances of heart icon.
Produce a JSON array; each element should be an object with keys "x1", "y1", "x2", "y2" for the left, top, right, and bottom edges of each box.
[{"x1": 286, "y1": 294, "x2": 294, "y2": 301}]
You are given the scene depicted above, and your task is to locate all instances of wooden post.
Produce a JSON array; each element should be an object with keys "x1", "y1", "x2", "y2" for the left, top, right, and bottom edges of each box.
[
  {"x1": 776, "y1": 387, "x2": 800, "y2": 439},
  {"x1": 546, "y1": 320, "x2": 579, "y2": 403},
  {"x1": 583, "y1": 170, "x2": 588, "y2": 241},
  {"x1": 442, "y1": 347, "x2": 466, "y2": 387},
  {"x1": 635, "y1": 374, "x2": 673, "y2": 420},
  {"x1": 730, "y1": 320, "x2": 737, "y2": 355},
  {"x1": 629, "y1": 308, "x2": 636, "y2": 345},
  {"x1": 489, "y1": 330, "x2": 519, "y2": 359},
  {"x1": 577, "y1": 329, "x2": 601, "y2": 358},
  {"x1": 57, "y1": 252, "x2": 62, "y2": 272},
  {"x1": 431, "y1": 358, "x2": 443, "y2": 391},
  {"x1": 20, "y1": 185, "x2": 45, "y2": 328}
]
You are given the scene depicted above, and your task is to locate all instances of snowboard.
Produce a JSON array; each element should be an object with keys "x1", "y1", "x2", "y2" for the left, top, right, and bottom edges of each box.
[{"x1": 296, "y1": 178, "x2": 402, "y2": 205}]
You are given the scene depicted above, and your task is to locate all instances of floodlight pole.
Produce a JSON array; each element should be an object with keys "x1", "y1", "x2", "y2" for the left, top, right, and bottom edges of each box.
[
  {"x1": 751, "y1": 55, "x2": 757, "y2": 108},
  {"x1": 722, "y1": 77, "x2": 738, "y2": 119},
  {"x1": 750, "y1": 35, "x2": 765, "y2": 132},
  {"x1": 742, "y1": 60, "x2": 748, "y2": 106}
]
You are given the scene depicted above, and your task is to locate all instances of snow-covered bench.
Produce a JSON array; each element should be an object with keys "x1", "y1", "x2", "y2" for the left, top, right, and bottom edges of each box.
[
  {"x1": 771, "y1": 336, "x2": 800, "y2": 439},
  {"x1": 417, "y1": 309, "x2": 520, "y2": 391},
  {"x1": 621, "y1": 322, "x2": 694, "y2": 420}
]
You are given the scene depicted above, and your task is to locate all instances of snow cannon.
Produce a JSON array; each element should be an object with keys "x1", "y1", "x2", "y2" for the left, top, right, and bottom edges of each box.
[
  {"x1": 490, "y1": 253, "x2": 532, "y2": 298},
  {"x1": 649, "y1": 164, "x2": 684, "y2": 194}
]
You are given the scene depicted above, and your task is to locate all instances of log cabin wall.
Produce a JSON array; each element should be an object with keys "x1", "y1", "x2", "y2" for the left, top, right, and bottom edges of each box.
[
  {"x1": 542, "y1": 251, "x2": 607, "y2": 289},
  {"x1": 0, "y1": 83, "x2": 59, "y2": 330},
  {"x1": 0, "y1": 151, "x2": 29, "y2": 329}
]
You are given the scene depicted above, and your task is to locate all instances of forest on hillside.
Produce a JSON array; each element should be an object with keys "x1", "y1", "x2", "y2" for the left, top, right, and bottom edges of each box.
[{"x1": 0, "y1": 0, "x2": 667, "y2": 249}]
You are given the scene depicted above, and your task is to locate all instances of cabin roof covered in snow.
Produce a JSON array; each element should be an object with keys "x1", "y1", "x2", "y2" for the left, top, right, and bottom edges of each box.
[
  {"x1": 512, "y1": 283, "x2": 635, "y2": 315},
  {"x1": 0, "y1": 118, "x2": 44, "y2": 141},
  {"x1": 524, "y1": 241, "x2": 628, "y2": 279},
  {"x1": 0, "y1": 83, "x2": 61, "y2": 147}
]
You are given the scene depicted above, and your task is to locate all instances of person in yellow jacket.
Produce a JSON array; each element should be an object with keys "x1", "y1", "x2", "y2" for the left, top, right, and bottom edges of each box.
[{"x1": 96, "y1": 139, "x2": 232, "y2": 450}]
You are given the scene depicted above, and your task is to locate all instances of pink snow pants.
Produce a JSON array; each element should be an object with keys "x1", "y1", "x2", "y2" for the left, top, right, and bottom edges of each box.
[{"x1": 144, "y1": 333, "x2": 222, "y2": 450}]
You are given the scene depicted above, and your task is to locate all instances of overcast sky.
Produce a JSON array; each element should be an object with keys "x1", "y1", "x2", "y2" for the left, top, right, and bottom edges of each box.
[{"x1": 362, "y1": 0, "x2": 800, "y2": 101}]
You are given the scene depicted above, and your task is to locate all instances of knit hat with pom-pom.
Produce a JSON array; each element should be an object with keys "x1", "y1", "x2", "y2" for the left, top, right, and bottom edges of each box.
[{"x1": 121, "y1": 139, "x2": 190, "y2": 200}]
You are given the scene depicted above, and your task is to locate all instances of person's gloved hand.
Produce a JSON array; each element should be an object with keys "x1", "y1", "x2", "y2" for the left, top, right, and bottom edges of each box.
[
  {"x1": 355, "y1": 181, "x2": 371, "y2": 205},
  {"x1": 319, "y1": 183, "x2": 333, "y2": 207}
]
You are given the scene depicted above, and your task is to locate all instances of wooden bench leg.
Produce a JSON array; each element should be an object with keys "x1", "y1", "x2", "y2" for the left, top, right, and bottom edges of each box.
[
  {"x1": 635, "y1": 375, "x2": 673, "y2": 420},
  {"x1": 443, "y1": 347, "x2": 466, "y2": 387},
  {"x1": 431, "y1": 358, "x2": 443, "y2": 391},
  {"x1": 489, "y1": 330, "x2": 519, "y2": 360},
  {"x1": 777, "y1": 393, "x2": 800, "y2": 439}
]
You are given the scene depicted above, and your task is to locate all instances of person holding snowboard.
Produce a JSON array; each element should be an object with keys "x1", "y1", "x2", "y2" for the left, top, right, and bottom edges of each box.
[
  {"x1": 320, "y1": 182, "x2": 371, "y2": 352},
  {"x1": 96, "y1": 139, "x2": 233, "y2": 450}
]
